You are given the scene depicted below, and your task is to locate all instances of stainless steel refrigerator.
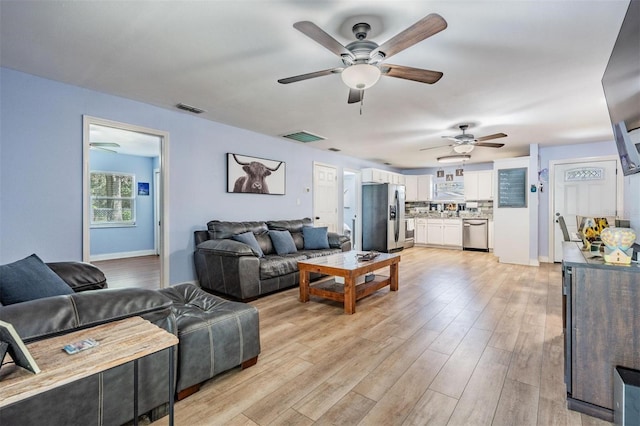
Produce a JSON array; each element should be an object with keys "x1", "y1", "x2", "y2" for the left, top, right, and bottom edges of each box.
[{"x1": 362, "y1": 183, "x2": 405, "y2": 253}]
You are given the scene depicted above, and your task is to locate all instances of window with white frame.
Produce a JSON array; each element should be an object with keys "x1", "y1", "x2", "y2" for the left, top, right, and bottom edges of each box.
[{"x1": 90, "y1": 171, "x2": 136, "y2": 226}]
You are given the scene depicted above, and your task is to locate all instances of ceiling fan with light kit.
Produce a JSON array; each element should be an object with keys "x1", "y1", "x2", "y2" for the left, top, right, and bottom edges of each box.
[
  {"x1": 89, "y1": 142, "x2": 120, "y2": 153},
  {"x1": 421, "y1": 124, "x2": 507, "y2": 155},
  {"x1": 278, "y1": 13, "x2": 447, "y2": 104}
]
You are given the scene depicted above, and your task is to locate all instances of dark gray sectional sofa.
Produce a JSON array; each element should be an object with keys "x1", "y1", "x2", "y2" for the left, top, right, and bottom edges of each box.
[
  {"x1": 194, "y1": 218, "x2": 351, "y2": 301},
  {"x1": 0, "y1": 260, "x2": 260, "y2": 425}
]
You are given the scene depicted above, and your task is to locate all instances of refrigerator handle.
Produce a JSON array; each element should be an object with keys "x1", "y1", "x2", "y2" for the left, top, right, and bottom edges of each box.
[{"x1": 394, "y1": 190, "x2": 400, "y2": 243}]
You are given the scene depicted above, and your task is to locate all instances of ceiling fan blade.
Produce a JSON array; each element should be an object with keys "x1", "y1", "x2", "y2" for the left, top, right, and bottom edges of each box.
[
  {"x1": 476, "y1": 133, "x2": 507, "y2": 142},
  {"x1": 382, "y1": 64, "x2": 443, "y2": 84},
  {"x1": 293, "y1": 21, "x2": 355, "y2": 59},
  {"x1": 419, "y1": 144, "x2": 451, "y2": 151},
  {"x1": 278, "y1": 68, "x2": 343, "y2": 84},
  {"x1": 474, "y1": 142, "x2": 505, "y2": 148},
  {"x1": 90, "y1": 142, "x2": 120, "y2": 147},
  {"x1": 347, "y1": 89, "x2": 363, "y2": 104},
  {"x1": 371, "y1": 13, "x2": 447, "y2": 60}
]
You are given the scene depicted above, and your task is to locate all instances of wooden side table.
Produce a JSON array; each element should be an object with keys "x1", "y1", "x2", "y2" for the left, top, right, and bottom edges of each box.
[{"x1": 0, "y1": 316, "x2": 179, "y2": 425}]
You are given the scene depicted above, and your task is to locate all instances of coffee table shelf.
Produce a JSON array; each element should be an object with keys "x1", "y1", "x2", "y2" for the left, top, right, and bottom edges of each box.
[{"x1": 298, "y1": 251, "x2": 401, "y2": 314}]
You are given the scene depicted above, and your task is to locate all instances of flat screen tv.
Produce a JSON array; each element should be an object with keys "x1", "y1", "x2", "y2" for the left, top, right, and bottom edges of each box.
[{"x1": 601, "y1": 0, "x2": 640, "y2": 176}]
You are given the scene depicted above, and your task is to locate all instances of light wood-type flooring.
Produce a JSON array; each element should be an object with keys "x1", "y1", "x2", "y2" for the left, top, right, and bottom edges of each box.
[{"x1": 144, "y1": 247, "x2": 611, "y2": 426}]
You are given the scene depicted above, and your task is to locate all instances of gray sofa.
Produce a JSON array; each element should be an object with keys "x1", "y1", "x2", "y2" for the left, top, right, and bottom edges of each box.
[
  {"x1": 194, "y1": 218, "x2": 351, "y2": 301},
  {"x1": 0, "y1": 261, "x2": 260, "y2": 425}
]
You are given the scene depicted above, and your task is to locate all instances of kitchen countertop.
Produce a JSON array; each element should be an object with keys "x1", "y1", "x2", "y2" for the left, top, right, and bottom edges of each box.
[{"x1": 406, "y1": 214, "x2": 493, "y2": 220}]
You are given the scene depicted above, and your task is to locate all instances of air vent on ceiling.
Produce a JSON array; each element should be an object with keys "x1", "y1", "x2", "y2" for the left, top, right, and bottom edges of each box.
[
  {"x1": 328, "y1": 147, "x2": 341, "y2": 152},
  {"x1": 281, "y1": 131, "x2": 326, "y2": 143},
  {"x1": 176, "y1": 103, "x2": 206, "y2": 114}
]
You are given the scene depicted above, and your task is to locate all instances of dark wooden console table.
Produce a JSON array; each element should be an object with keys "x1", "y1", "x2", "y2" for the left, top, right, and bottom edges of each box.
[{"x1": 562, "y1": 242, "x2": 640, "y2": 421}]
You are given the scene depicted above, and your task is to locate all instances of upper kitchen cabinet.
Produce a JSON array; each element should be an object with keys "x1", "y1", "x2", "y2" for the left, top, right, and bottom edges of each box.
[
  {"x1": 362, "y1": 168, "x2": 405, "y2": 185},
  {"x1": 405, "y1": 175, "x2": 418, "y2": 201},
  {"x1": 405, "y1": 174, "x2": 433, "y2": 201},
  {"x1": 417, "y1": 175, "x2": 434, "y2": 201},
  {"x1": 464, "y1": 170, "x2": 493, "y2": 200}
]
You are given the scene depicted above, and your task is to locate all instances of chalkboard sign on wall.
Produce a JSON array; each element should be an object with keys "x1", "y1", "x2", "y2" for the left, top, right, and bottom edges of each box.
[{"x1": 498, "y1": 167, "x2": 527, "y2": 208}]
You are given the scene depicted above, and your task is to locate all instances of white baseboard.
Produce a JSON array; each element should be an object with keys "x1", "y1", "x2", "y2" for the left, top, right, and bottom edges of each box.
[
  {"x1": 538, "y1": 256, "x2": 551, "y2": 263},
  {"x1": 90, "y1": 249, "x2": 157, "y2": 262}
]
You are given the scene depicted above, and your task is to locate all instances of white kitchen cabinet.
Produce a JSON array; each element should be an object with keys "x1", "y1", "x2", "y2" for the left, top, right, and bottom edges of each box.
[
  {"x1": 415, "y1": 218, "x2": 428, "y2": 244},
  {"x1": 362, "y1": 168, "x2": 388, "y2": 183},
  {"x1": 443, "y1": 219, "x2": 463, "y2": 246},
  {"x1": 464, "y1": 170, "x2": 493, "y2": 200},
  {"x1": 426, "y1": 218, "x2": 462, "y2": 247},
  {"x1": 426, "y1": 219, "x2": 444, "y2": 245},
  {"x1": 405, "y1": 175, "x2": 418, "y2": 201},
  {"x1": 417, "y1": 175, "x2": 433, "y2": 201},
  {"x1": 362, "y1": 168, "x2": 406, "y2": 185}
]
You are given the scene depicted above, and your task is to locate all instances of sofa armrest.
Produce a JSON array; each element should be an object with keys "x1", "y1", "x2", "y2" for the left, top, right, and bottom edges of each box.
[
  {"x1": 196, "y1": 238, "x2": 260, "y2": 257},
  {"x1": 328, "y1": 232, "x2": 352, "y2": 252},
  {"x1": 194, "y1": 240, "x2": 261, "y2": 300},
  {"x1": 46, "y1": 261, "x2": 107, "y2": 292}
]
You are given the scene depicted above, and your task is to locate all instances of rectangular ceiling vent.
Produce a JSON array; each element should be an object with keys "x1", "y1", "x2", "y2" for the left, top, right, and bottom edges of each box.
[
  {"x1": 328, "y1": 147, "x2": 341, "y2": 152},
  {"x1": 176, "y1": 103, "x2": 206, "y2": 114},
  {"x1": 281, "y1": 131, "x2": 326, "y2": 143}
]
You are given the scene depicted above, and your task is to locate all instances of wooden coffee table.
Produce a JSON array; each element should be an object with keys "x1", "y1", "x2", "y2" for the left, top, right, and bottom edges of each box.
[{"x1": 298, "y1": 251, "x2": 400, "y2": 314}]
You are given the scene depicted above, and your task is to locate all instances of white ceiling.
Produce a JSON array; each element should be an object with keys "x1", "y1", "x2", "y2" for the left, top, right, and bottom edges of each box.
[{"x1": 0, "y1": 1, "x2": 631, "y2": 168}]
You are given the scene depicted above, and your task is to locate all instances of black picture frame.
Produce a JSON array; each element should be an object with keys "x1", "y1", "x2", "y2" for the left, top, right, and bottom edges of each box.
[
  {"x1": 227, "y1": 153, "x2": 286, "y2": 195},
  {"x1": 0, "y1": 320, "x2": 40, "y2": 374}
]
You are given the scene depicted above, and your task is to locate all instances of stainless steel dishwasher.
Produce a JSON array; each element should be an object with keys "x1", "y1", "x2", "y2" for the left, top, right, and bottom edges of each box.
[{"x1": 463, "y1": 219, "x2": 489, "y2": 251}]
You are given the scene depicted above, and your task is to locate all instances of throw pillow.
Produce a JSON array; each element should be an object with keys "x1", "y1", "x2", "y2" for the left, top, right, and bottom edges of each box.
[
  {"x1": 302, "y1": 226, "x2": 330, "y2": 250},
  {"x1": 268, "y1": 230, "x2": 298, "y2": 255},
  {"x1": 0, "y1": 254, "x2": 74, "y2": 305},
  {"x1": 232, "y1": 231, "x2": 264, "y2": 257}
]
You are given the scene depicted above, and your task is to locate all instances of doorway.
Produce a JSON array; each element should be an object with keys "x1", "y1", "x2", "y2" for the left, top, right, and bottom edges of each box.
[
  {"x1": 82, "y1": 116, "x2": 170, "y2": 288},
  {"x1": 343, "y1": 169, "x2": 361, "y2": 250},
  {"x1": 313, "y1": 162, "x2": 339, "y2": 232},
  {"x1": 549, "y1": 156, "x2": 622, "y2": 262}
]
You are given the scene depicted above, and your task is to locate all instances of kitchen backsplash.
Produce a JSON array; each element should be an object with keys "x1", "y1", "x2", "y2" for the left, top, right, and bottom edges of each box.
[{"x1": 406, "y1": 200, "x2": 493, "y2": 218}]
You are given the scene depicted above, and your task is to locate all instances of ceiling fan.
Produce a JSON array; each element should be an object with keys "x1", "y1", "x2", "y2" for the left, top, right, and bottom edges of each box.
[
  {"x1": 90, "y1": 142, "x2": 120, "y2": 153},
  {"x1": 420, "y1": 125, "x2": 507, "y2": 154},
  {"x1": 278, "y1": 13, "x2": 447, "y2": 104}
]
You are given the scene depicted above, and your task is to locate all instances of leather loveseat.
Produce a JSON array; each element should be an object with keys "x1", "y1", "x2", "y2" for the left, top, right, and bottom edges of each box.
[
  {"x1": 194, "y1": 218, "x2": 351, "y2": 301},
  {"x1": 0, "y1": 261, "x2": 260, "y2": 425}
]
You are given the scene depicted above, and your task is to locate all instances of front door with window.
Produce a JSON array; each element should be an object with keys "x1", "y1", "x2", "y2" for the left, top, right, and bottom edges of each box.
[{"x1": 552, "y1": 159, "x2": 618, "y2": 262}]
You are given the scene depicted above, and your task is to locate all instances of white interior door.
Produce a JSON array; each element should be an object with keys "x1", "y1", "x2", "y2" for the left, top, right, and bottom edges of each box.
[
  {"x1": 552, "y1": 159, "x2": 618, "y2": 262},
  {"x1": 313, "y1": 162, "x2": 339, "y2": 233}
]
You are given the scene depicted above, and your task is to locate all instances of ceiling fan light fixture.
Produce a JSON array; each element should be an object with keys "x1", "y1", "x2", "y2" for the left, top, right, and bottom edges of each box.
[
  {"x1": 453, "y1": 144, "x2": 474, "y2": 154},
  {"x1": 341, "y1": 64, "x2": 381, "y2": 90},
  {"x1": 437, "y1": 154, "x2": 471, "y2": 163}
]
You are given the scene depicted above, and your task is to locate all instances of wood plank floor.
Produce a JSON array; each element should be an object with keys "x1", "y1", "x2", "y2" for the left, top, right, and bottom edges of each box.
[
  {"x1": 93, "y1": 255, "x2": 160, "y2": 290},
  {"x1": 147, "y1": 247, "x2": 612, "y2": 426}
]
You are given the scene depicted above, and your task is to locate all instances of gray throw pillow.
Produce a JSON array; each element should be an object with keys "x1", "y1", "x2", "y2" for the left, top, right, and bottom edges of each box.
[
  {"x1": 0, "y1": 254, "x2": 74, "y2": 305},
  {"x1": 232, "y1": 231, "x2": 264, "y2": 257},
  {"x1": 268, "y1": 230, "x2": 298, "y2": 255},
  {"x1": 303, "y1": 226, "x2": 330, "y2": 250}
]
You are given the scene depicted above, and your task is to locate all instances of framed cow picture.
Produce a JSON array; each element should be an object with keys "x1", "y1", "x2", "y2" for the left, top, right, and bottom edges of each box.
[{"x1": 227, "y1": 153, "x2": 286, "y2": 195}]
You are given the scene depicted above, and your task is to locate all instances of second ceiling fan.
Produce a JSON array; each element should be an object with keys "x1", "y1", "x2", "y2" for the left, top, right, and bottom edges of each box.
[
  {"x1": 278, "y1": 13, "x2": 447, "y2": 104},
  {"x1": 421, "y1": 125, "x2": 507, "y2": 154}
]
